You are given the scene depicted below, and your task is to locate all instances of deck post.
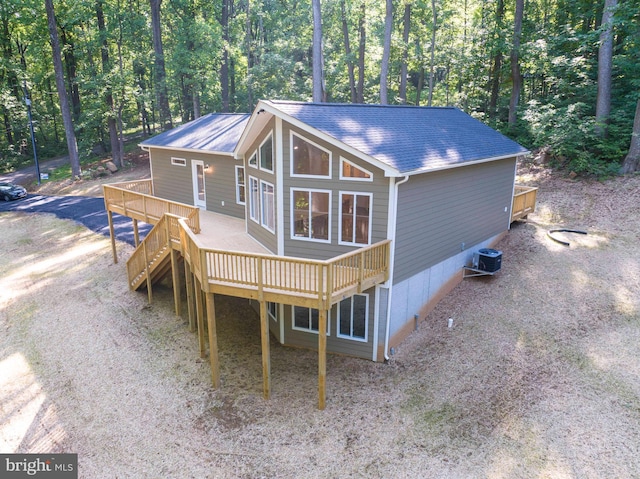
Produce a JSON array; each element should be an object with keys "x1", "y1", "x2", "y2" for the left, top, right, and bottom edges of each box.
[
  {"x1": 318, "y1": 308, "x2": 327, "y2": 410},
  {"x1": 205, "y1": 293, "x2": 220, "y2": 389},
  {"x1": 107, "y1": 210, "x2": 117, "y2": 264},
  {"x1": 133, "y1": 218, "x2": 140, "y2": 247},
  {"x1": 194, "y1": 277, "x2": 206, "y2": 358},
  {"x1": 259, "y1": 300, "x2": 271, "y2": 400},
  {"x1": 184, "y1": 261, "x2": 196, "y2": 331},
  {"x1": 143, "y1": 242, "x2": 152, "y2": 303},
  {"x1": 170, "y1": 248, "x2": 181, "y2": 316}
]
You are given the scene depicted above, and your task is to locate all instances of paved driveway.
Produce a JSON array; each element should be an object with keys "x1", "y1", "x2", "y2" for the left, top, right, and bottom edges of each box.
[{"x1": 0, "y1": 195, "x2": 150, "y2": 246}]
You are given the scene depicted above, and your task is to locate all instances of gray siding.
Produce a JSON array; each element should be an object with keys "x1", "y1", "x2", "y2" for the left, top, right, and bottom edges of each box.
[
  {"x1": 393, "y1": 157, "x2": 516, "y2": 284},
  {"x1": 149, "y1": 147, "x2": 245, "y2": 219},
  {"x1": 244, "y1": 118, "x2": 278, "y2": 254},
  {"x1": 282, "y1": 122, "x2": 390, "y2": 260}
]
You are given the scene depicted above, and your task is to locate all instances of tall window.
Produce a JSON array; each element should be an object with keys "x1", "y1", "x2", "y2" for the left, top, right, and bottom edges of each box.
[
  {"x1": 260, "y1": 180, "x2": 275, "y2": 232},
  {"x1": 337, "y1": 294, "x2": 368, "y2": 341},
  {"x1": 249, "y1": 176, "x2": 259, "y2": 222},
  {"x1": 235, "y1": 166, "x2": 245, "y2": 204},
  {"x1": 292, "y1": 306, "x2": 329, "y2": 334},
  {"x1": 260, "y1": 135, "x2": 273, "y2": 172},
  {"x1": 340, "y1": 192, "x2": 372, "y2": 245},
  {"x1": 291, "y1": 189, "x2": 330, "y2": 242},
  {"x1": 291, "y1": 133, "x2": 331, "y2": 178}
]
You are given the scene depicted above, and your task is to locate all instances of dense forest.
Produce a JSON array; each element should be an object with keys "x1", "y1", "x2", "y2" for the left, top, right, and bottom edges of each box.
[{"x1": 1, "y1": 0, "x2": 639, "y2": 177}]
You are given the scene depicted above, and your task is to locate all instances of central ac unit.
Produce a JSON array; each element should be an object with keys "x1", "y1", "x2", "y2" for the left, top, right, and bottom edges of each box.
[{"x1": 472, "y1": 248, "x2": 502, "y2": 273}]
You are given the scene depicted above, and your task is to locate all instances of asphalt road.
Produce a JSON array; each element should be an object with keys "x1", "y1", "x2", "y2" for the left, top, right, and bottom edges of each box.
[{"x1": 0, "y1": 194, "x2": 150, "y2": 247}]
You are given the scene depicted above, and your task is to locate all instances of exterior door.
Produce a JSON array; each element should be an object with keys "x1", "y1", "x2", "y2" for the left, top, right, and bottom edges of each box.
[{"x1": 191, "y1": 160, "x2": 206, "y2": 209}]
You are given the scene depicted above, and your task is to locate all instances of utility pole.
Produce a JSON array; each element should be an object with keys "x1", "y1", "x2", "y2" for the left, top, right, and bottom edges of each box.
[{"x1": 23, "y1": 81, "x2": 41, "y2": 185}]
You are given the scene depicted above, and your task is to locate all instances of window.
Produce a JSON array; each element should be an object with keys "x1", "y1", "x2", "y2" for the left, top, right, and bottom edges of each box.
[
  {"x1": 337, "y1": 295, "x2": 368, "y2": 341},
  {"x1": 260, "y1": 135, "x2": 273, "y2": 172},
  {"x1": 340, "y1": 192, "x2": 372, "y2": 245},
  {"x1": 249, "y1": 176, "x2": 259, "y2": 222},
  {"x1": 235, "y1": 166, "x2": 245, "y2": 204},
  {"x1": 171, "y1": 157, "x2": 186, "y2": 166},
  {"x1": 248, "y1": 152, "x2": 257, "y2": 168},
  {"x1": 260, "y1": 180, "x2": 275, "y2": 232},
  {"x1": 291, "y1": 132, "x2": 331, "y2": 178},
  {"x1": 340, "y1": 158, "x2": 372, "y2": 181},
  {"x1": 268, "y1": 302, "x2": 277, "y2": 322},
  {"x1": 292, "y1": 306, "x2": 329, "y2": 334},
  {"x1": 291, "y1": 189, "x2": 330, "y2": 242}
]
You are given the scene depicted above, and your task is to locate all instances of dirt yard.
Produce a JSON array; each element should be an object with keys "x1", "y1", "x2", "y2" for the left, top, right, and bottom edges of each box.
[{"x1": 1, "y1": 157, "x2": 639, "y2": 478}]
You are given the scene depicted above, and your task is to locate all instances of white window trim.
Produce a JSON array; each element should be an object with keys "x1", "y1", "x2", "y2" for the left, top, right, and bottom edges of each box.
[
  {"x1": 260, "y1": 179, "x2": 275, "y2": 233},
  {"x1": 171, "y1": 157, "x2": 186, "y2": 166},
  {"x1": 249, "y1": 176, "x2": 259, "y2": 223},
  {"x1": 248, "y1": 151, "x2": 258, "y2": 169},
  {"x1": 338, "y1": 191, "x2": 373, "y2": 246},
  {"x1": 291, "y1": 305, "x2": 330, "y2": 335},
  {"x1": 235, "y1": 165, "x2": 246, "y2": 205},
  {"x1": 259, "y1": 134, "x2": 274, "y2": 173},
  {"x1": 290, "y1": 188, "x2": 332, "y2": 244},
  {"x1": 337, "y1": 294, "x2": 369, "y2": 342},
  {"x1": 290, "y1": 131, "x2": 332, "y2": 179},
  {"x1": 339, "y1": 157, "x2": 373, "y2": 182}
]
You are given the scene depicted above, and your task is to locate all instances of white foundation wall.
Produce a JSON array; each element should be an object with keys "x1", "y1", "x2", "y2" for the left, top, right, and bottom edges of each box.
[{"x1": 387, "y1": 234, "x2": 503, "y2": 339}]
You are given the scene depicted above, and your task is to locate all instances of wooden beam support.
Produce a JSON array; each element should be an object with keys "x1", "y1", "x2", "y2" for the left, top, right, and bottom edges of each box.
[
  {"x1": 318, "y1": 308, "x2": 327, "y2": 410},
  {"x1": 205, "y1": 293, "x2": 220, "y2": 389},
  {"x1": 259, "y1": 300, "x2": 271, "y2": 400},
  {"x1": 195, "y1": 277, "x2": 206, "y2": 358},
  {"x1": 170, "y1": 248, "x2": 181, "y2": 316},
  {"x1": 133, "y1": 218, "x2": 140, "y2": 247},
  {"x1": 107, "y1": 210, "x2": 117, "y2": 264},
  {"x1": 184, "y1": 261, "x2": 195, "y2": 331},
  {"x1": 144, "y1": 242, "x2": 152, "y2": 303}
]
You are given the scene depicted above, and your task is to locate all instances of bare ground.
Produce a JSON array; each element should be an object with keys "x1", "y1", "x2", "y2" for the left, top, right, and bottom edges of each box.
[{"x1": 1, "y1": 158, "x2": 639, "y2": 478}]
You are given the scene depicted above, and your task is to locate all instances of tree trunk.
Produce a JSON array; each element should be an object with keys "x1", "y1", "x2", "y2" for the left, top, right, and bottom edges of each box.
[
  {"x1": 621, "y1": 99, "x2": 640, "y2": 174},
  {"x1": 508, "y1": 0, "x2": 524, "y2": 127},
  {"x1": 380, "y1": 0, "x2": 393, "y2": 104},
  {"x1": 45, "y1": 0, "x2": 80, "y2": 178},
  {"x1": 245, "y1": 0, "x2": 253, "y2": 111},
  {"x1": 428, "y1": 0, "x2": 437, "y2": 107},
  {"x1": 340, "y1": 0, "x2": 356, "y2": 103},
  {"x1": 96, "y1": 0, "x2": 122, "y2": 168},
  {"x1": 150, "y1": 0, "x2": 172, "y2": 131},
  {"x1": 595, "y1": 0, "x2": 617, "y2": 138},
  {"x1": 59, "y1": 27, "x2": 81, "y2": 123},
  {"x1": 489, "y1": 0, "x2": 505, "y2": 119},
  {"x1": 399, "y1": 3, "x2": 411, "y2": 104},
  {"x1": 220, "y1": 0, "x2": 231, "y2": 112},
  {"x1": 312, "y1": 0, "x2": 324, "y2": 102},
  {"x1": 356, "y1": 1, "x2": 366, "y2": 103}
]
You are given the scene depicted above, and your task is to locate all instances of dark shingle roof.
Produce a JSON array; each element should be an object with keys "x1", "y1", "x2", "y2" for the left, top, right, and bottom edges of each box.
[
  {"x1": 266, "y1": 101, "x2": 528, "y2": 174},
  {"x1": 140, "y1": 113, "x2": 249, "y2": 153}
]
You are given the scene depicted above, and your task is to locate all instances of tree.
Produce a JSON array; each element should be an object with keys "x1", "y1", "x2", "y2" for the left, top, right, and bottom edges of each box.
[
  {"x1": 340, "y1": 0, "x2": 357, "y2": 103},
  {"x1": 150, "y1": 0, "x2": 172, "y2": 131},
  {"x1": 45, "y1": 0, "x2": 80, "y2": 178},
  {"x1": 621, "y1": 99, "x2": 640, "y2": 173},
  {"x1": 595, "y1": 0, "x2": 617, "y2": 138},
  {"x1": 427, "y1": 0, "x2": 437, "y2": 106},
  {"x1": 380, "y1": 0, "x2": 393, "y2": 104},
  {"x1": 508, "y1": 0, "x2": 524, "y2": 127},
  {"x1": 312, "y1": 0, "x2": 325, "y2": 102},
  {"x1": 398, "y1": 2, "x2": 411, "y2": 104}
]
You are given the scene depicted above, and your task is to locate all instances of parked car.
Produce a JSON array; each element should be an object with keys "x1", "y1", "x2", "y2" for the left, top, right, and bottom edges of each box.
[{"x1": 0, "y1": 182, "x2": 27, "y2": 201}]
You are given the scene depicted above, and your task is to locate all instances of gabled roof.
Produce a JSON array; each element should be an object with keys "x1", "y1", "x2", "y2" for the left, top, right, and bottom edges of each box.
[
  {"x1": 140, "y1": 113, "x2": 250, "y2": 154},
  {"x1": 251, "y1": 100, "x2": 528, "y2": 175}
]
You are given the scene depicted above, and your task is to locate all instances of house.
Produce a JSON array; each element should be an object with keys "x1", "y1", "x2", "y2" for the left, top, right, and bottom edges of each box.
[{"x1": 107, "y1": 100, "x2": 530, "y2": 409}]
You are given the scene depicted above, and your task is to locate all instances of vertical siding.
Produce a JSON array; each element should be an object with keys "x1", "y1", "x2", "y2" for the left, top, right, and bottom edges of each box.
[
  {"x1": 393, "y1": 158, "x2": 516, "y2": 284},
  {"x1": 149, "y1": 147, "x2": 245, "y2": 219},
  {"x1": 281, "y1": 123, "x2": 390, "y2": 260}
]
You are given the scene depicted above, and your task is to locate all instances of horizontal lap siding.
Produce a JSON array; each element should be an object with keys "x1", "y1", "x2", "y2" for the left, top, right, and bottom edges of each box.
[
  {"x1": 282, "y1": 123, "x2": 390, "y2": 261},
  {"x1": 394, "y1": 158, "x2": 516, "y2": 284},
  {"x1": 149, "y1": 148, "x2": 245, "y2": 218}
]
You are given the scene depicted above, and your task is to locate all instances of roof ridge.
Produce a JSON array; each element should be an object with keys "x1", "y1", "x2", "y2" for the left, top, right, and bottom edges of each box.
[{"x1": 267, "y1": 100, "x2": 457, "y2": 110}]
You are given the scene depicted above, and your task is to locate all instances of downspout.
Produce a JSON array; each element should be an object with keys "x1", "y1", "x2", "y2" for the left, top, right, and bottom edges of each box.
[{"x1": 384, "y1": 175, "x2": 409, "y2": 362}]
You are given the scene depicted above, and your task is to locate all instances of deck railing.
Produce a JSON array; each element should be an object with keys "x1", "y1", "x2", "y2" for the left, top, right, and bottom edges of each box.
[
  {"x1": 103, "y1": 182, "x2": 200, "y2": 233},
  {"x1": 511, "y1": 185, "x2": 538, "y2": 222}
]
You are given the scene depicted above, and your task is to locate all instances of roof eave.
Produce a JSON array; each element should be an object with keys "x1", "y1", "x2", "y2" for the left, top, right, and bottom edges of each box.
[
  {"x1": 140, "y1": 144, "x2": 237, "y2": 157},
  {"x1": 400, "y1": 151, "x2": 531, "y2": 176}
]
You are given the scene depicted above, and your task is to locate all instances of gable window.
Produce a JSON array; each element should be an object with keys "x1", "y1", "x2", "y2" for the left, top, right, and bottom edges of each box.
[
  {"x1": 291, "y1": 189, "x2": 330, "y2": 242},
  {"x1": 339, "y1": 192, "x2": 372, "y2": 245},
  {"x1": 248, "y1": 152, "x2": 257, "y2": 168},
  {"x1": 292, "y1": 306, "x2": 329, "y2": 335},
  {"x1": 260, "y1": 180, "x2": 275, "y2": 232},
  {"x1": 337, "y1": 294, "x2": 368, "y2": 342},
  {"x1": 249, "y1": 176, "x2": 259, "y2": 223},
  {"x1": 235, "y1": 166, "x2": 245, "y2": 204},
  {"x1": 260, "y1": 135, "x2": 273, "y2": 172},
  {"x1": 291, "y1": 132, "x2": 331, "y2": 178},
  {"x1": 171, "y1": 157, "x2": 186, "y2": 166},
  {"x1": 340, "y1": 158, "x2": 372, "y2": 181}
]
